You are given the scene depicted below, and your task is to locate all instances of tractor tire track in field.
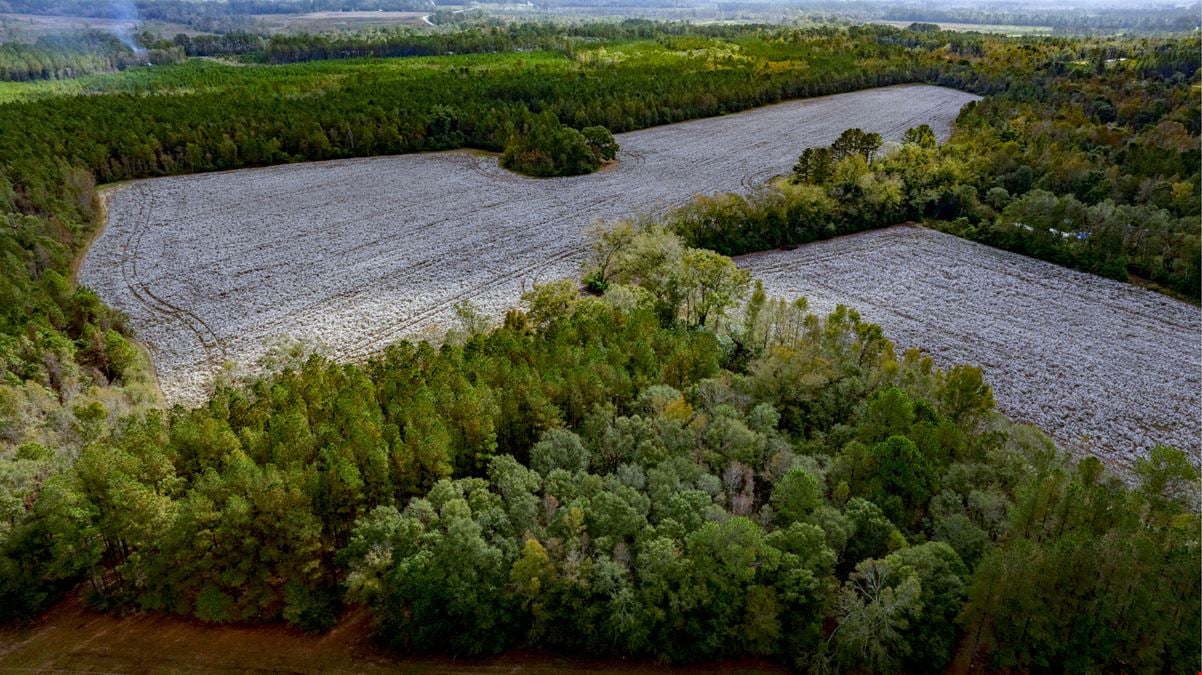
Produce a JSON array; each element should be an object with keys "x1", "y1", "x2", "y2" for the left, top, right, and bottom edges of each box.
[
  {"x1": 117, "y1": 184, "x2": 227, "y2": 375},
  {"x1": 79, "y1": 84, "x2": 979, "y2": 405},
  {"x1": 347, "y1": 243, "x2": 585, "y2": 360}
]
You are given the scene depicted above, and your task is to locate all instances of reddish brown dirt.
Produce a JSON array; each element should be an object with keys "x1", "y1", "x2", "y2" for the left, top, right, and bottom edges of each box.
[{"x1": 0, "y1": 595, "x2": 784, "y2": 674}]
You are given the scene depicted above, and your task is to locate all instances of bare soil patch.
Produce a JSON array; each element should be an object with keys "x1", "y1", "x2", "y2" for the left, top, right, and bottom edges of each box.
[
  {"x1": 79, "y1": 84, "x2": 979, "y2": 405},
  {"x1": 738, "y1": 225, "x2": 1201, "y2": 470},
  {"x1": 0, "y1": 594, "x2": 782, "y2": 674}
]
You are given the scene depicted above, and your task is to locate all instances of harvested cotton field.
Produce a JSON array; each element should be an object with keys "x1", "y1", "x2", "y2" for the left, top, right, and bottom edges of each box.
[
  {"x1": 739, "y1": 226, "x2": 1201, "y2": 470},
  {"x1": 80, "y1": 84, "x2": 977, "y2": 405}
]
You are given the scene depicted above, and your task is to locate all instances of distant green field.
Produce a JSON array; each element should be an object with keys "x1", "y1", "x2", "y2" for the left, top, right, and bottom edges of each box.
[
  {"x1": 0, "y1": 36, "x2": 869, "y2": 105},
  {"x1": 874, "y1": 20, "x2": 1054, "y2": 36},
  {"x1": 0, "y1": 49, "x2": 576, "y2": 103}
]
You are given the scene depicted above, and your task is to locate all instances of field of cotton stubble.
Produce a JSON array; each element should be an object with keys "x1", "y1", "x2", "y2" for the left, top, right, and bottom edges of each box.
[{"x1": 81, "y1": 84, "x2": 978, "y2": 404}]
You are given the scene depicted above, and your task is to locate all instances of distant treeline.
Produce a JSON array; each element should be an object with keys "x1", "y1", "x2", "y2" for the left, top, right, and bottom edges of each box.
[
  {"x1": 275, "y1": 20, "x2": 793, "y2": 62},
  {"x1": 177, "y1": 20, "x2": 802, "y2": 63},
  {"x1": 2, "y1": 0, "x2": 1198, "y2": 35},
  {"x1": 0, "y1": 24, "x2": 968, "y2": 444},
  {"x1": 1, "y1": 20, "x2": 869, "y2": 78},
  {"x1": 0, "y1": 22, "x2": 1198, "y2": 673}
]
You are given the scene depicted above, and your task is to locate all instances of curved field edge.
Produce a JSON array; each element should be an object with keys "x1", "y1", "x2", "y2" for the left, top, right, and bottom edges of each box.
[
  {"x1": 737, "y1": 225, "x2": 1202, "y2": 471},
  {"x1": 79, "y1": 84, "x2": 979, "y2": 405}
]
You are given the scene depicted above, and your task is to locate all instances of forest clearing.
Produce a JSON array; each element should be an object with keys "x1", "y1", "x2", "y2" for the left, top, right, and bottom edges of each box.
[
  {"x1": 738, "y1": 226, "x2": 1202, "y2": 470},
  {"x1": 80, "y1": 84, "x2": 978, "y2": 405}
]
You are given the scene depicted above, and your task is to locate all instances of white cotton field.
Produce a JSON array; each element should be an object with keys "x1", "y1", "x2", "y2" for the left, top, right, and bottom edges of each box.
[
  {"x1": 80, "y1": 84, "x2": 978, "y2": 405},
  {"x1": 738, "y1": 226, "x2": 1202, "y2": 470}
]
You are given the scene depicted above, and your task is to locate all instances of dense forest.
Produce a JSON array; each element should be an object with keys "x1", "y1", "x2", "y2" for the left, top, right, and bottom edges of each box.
[
  {"x1": 4, "y1": 224, "x2": 1198, "y2": 671},
  {"x1": 0, "y1": 19, "x2": 1198, "y2": 672},
  {"x1": 2, "y1": 20, "x2": 903, "y2": 80}
]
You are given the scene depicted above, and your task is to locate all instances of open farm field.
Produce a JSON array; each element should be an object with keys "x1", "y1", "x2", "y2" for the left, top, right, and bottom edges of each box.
[
  {"x1": 80, "y1": 84, "x2": 977, "y2": 405},
  {"x1": 872, "y1": 20, "x2": 1054, "y2": 35},
  {"x1": 739, "y1": 226, "x2": 1201, "y2": 470},
  {"x1": 252, "y1": 11, "x2": 436, "y2": 33}
]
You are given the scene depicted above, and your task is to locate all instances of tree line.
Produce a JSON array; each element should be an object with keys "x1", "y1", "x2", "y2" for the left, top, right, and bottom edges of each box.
[
  {"x1": 4, "y1": 0, "x2": 1198, "y2": 34},
  {"x1": 2, "y1": 222, "x2": 1197, "y2": 672}
]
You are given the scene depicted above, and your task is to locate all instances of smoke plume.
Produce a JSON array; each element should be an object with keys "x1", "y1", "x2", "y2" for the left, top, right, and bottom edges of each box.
[{"x1": 108, "y1": 0, "x2": 145, "y2": 54}]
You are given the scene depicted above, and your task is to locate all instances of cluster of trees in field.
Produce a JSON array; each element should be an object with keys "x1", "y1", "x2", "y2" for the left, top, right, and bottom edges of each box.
[
  {"x1": 501, "y1": 113, "x2": 618, "y2": 177},
  {"x1": 2, "y1": 222, "x2": 1197, "y2": 672},
  {"x1": 790, "y1": 127, "x2": 885, "y2": 184},
  {"x1": 170, "y1": 20, "x2": 850, "y2": 63},
  {"x1": 668, "y1": 38, "x2": 1200, "y2": 297}
]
